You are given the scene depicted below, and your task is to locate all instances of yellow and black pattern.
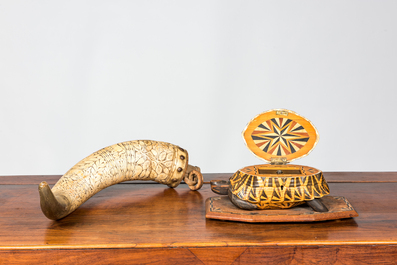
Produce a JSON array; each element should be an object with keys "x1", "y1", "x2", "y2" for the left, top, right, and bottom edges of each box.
[
  {"x1": 229, "y1": 168, "x2": 330, "y2": 210},
  {"x1": 251, "y1": 118, "x2": 309, "y2": 156}
]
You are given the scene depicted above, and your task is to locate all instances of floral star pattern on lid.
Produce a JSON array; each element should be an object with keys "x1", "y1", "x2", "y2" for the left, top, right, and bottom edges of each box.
[{"x1": 251, "y1": 118, "x2": 310, "y2": 156}]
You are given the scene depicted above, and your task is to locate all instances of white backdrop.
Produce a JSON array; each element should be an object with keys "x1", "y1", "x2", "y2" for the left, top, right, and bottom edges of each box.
[{"x1": 1, "y1": 1, "x2": 396, "y2": 175}]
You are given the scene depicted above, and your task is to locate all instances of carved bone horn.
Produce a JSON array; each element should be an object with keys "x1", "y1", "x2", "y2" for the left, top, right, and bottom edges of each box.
[{"x1": 38, "y1": 140, "x2": 203, "y2": 220}]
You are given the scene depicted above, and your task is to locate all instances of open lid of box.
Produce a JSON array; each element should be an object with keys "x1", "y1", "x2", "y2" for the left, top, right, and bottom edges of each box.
[{"x1": 242, "y1": 109, "x2": 319, "y2": 163}]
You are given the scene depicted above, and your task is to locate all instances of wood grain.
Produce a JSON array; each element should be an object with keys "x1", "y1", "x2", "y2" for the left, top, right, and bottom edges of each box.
[
  {"x1": 1, "y1": 182, "x2": 397, "y2": 247},
  {"x1": 1, "y1": 246, "x2": 397, "y2": 264},
  {"x1": 1, "y1": 173, "x2": 397, "y2": 264},
  {"x1": 234, "y1": 245, "x2": 397, "y2": 265},
  {"x1": 0, "y1": 248, "x2": 202, "y2": 265}
]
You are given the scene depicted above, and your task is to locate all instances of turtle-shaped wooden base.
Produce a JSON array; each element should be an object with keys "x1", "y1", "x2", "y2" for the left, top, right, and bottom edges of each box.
[{"x1": 228, "y1": 164, "x2": 330, "y2": 212}]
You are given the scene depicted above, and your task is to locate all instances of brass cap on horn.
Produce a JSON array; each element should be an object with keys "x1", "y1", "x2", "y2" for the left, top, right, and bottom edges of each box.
[{"x1": 38, "y1": 181, "x2": 71, "y2": 220}]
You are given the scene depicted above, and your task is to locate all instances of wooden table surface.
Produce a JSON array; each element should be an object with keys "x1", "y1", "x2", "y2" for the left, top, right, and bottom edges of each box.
[{"x1": 1, "y1": 172, "x2": 397, "y2": 264}]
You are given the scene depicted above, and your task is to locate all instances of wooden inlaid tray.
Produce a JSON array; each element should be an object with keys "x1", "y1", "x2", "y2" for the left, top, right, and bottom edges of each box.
[{"x1": 206, "y1": 195, "x2": 358, "y2": 222}]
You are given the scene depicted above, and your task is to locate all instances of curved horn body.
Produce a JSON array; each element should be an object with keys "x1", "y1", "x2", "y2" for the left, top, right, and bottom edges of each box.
[{"x1": 39, "y1": 140, "x2": 203, "y2": 220}]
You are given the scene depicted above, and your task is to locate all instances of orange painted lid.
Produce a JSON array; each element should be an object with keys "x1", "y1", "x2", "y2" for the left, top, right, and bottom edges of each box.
[{"x1": 242, "y1": 109, "x2": 319, "y2": 162}]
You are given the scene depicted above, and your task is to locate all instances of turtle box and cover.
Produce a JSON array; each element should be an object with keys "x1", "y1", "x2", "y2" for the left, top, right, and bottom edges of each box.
[{"x1": 206, "y1": 109, "x2": 358, "y2": 222}]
